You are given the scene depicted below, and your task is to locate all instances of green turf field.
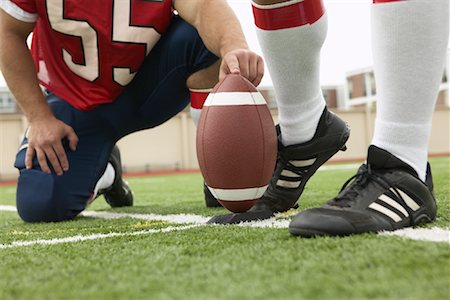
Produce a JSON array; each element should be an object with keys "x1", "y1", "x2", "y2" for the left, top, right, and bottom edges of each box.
[{"x1": 0, "y1": 158, "x2": 449, "y2": 300}]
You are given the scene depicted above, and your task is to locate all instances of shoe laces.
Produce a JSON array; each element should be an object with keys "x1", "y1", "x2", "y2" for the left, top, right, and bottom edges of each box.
[{"x1": 329, "y1": 164, "x2": 411, "y2": 214}]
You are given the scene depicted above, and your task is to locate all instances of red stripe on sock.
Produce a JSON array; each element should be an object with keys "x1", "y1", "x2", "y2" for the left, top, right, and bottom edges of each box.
[
  {"x1": 373, "y1": 0, "x2": 403, "y2": 3},
  {"x1": 253, "y1": 0, "x2": 325, "y2": 30},
  {"x1": 190, "y1": 90, "x2": 210, "y2": 109}
]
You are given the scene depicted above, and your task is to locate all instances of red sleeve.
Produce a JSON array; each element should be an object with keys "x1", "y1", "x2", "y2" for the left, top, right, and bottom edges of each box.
[{"x1": 10, "y1": 0, "x2": 37, "y2": 14}]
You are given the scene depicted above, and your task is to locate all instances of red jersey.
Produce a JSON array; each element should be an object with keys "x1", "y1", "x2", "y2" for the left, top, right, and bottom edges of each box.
[{"x1": 1, "y1": 0, "x2": 173, "y2": 110}]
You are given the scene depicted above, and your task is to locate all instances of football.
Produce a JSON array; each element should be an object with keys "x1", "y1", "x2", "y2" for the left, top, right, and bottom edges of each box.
[{"x1": 196, "y1": 74, "x2": 277, "y2": 213}]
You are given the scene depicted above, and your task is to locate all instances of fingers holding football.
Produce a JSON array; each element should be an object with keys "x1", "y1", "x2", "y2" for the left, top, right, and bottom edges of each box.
[
  {"x1": 254, "y1": 55, "x2": 264, "y2": 87},
  {"x1": 240, "y1": 51, "x2": 264, "y2": 86},
  {"x1": 220, "y1": 49, "x2": 264, "y2": 86}
]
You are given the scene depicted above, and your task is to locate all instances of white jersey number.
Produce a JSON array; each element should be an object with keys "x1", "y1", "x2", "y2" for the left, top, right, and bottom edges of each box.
[{"x1": 46, "y1": 0, "x2": 161, "y2": 86}]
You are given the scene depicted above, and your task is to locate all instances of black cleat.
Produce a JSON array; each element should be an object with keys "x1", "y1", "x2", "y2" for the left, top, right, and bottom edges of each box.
[
  {"x1": 253, "y1": 108, "x2": 350, "y2": 213},
  {"x1": 99, "y1": 145, "x2": 134, "y2": 208},
  {"x1": 289, "y1": 145, "x2": 436, "y2": 237},
  {"x1": 208, "y1": 108, "x2": 350, "y2": 224}
]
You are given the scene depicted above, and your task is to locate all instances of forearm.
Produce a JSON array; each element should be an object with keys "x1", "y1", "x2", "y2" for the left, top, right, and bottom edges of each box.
[
  {"x1": 0, "y1": 34, "x2": 51, "y2": 122},
  {"x1": 176, "y1": 0, "x2": 249, "y2": 57}
]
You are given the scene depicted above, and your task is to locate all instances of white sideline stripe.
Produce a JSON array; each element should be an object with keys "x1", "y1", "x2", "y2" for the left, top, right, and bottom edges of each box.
[
  {"x1": 0, "y1": 225, "x2": 201, "y2": 249},
  {"x1": 0, "y1": 205, "x2": 17, "y2": 212},
  {"x1": 368, "y1": 203, "x2": 402, "y2": 222},
  {"x1": 204, "y1": 92, "x2": 266, "y2": 106},
  {"x1": 380, "y1": 227, "x2": 450, "y2": 243},
  {"x1": 82, "y1": 211, "x2": 210, "y2": 224},
  {"x1": 81, "y1": 211, "x2": 290, "y2": 228},
  {"x1": 207, "y1": 185, "x2": 268, "y2": 201},
  {"x1": 0, "y1": 205, "x2": 285, "y2": 228},
  {"x1": 1, "y1": 206, "x2": 448, "y2": 246}
]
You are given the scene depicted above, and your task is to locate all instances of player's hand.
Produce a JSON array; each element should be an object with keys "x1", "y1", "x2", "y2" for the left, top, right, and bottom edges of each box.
[
  {"x1": 220, "y1": 49, "x2": 264, "y2": 87},
  {"x1": 25, "y1": 117, "x2": 78, "y2": 176}
]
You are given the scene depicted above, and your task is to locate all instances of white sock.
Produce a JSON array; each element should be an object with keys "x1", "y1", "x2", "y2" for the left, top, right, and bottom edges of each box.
[
  {"x1": 253, "y1": 0, "x2": 327, "y2": 146},
  {"x1": 94, "y1": 163, "x2": 115, "y2": 197},
  {"x1": 190, "y1": 88, "x2": 211, "y2": 126},
  {"x1": 370, "y1": 0, "x2": 449, "y2": 180}
]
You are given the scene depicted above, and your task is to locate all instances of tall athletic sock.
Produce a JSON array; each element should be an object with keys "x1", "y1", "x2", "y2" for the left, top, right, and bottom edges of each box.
[
  {"x1": 371, "y1": 0, "x2": 449, "y2": 181},
  {"x1": 253, "y1": 0, "x2": 327, "y2": 146},
  {"x1": 190, "y1": 88, "x2": 211, "y2": 126},
  {"x1": 93, "y1": 163, "x2": 115, "y2": 197}
]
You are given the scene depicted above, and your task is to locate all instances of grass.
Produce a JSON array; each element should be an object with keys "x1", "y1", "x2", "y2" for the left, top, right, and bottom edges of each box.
[{"x1": 0, "y1": 157, "x2": 449, "y2": 300}]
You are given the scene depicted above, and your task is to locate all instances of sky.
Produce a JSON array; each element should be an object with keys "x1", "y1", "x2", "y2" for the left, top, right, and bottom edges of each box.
[
  {"x1": 228, "y1": 0, "x2": 375, "y2": 86},
  {"x1": 0, "y1": 0, "x2": 448, "y2": 87}
]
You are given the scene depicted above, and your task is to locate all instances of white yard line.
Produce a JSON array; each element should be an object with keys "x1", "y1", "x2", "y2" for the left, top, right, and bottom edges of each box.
[
  {"x1": 82, "y1": 210, "x2": 211, "y2": 224},
  {"x1": 82, "y1": 211, "x2": 291, "y2": 228},
  {"x1": 0, "y1": 224, "x2": 201, "y2": 249},
  {"x1": 380, "y1": 227, "x2": 450, "y2": 243},
  {"x1": 0, "y1": 205, "x2": 449, "y2": 248},
  {"x1": 0, "y1": 205, "x2": 16, "y2": 212}
]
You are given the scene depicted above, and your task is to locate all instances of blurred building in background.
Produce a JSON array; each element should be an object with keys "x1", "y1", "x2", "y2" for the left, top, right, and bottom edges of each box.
[
  {"x1": 1, "y1": 51, "x2": 449, "y2": 179},
  {"x1": 0, "y1": 87, "x2": 18, "y2": 114},
  {"x1": 343, "y1": 63, "x2": 449, "y2": 111},
  {"x1": 259, "y1": 51, "x2": 450, "y2": 112}
]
